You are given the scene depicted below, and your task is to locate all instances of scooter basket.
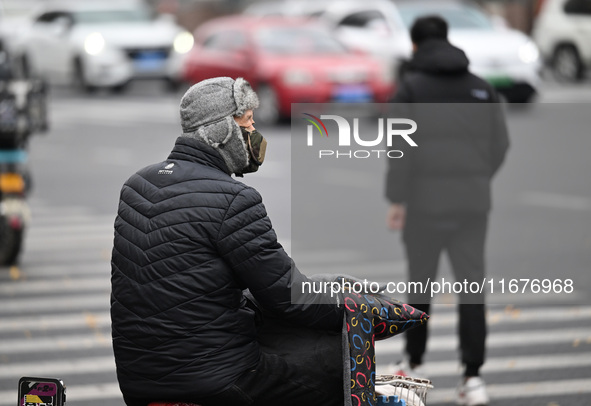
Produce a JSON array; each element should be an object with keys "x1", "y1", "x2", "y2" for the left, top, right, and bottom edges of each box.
[{"x1": 376, "y1": 374, "x2": 434, "y2": 406}]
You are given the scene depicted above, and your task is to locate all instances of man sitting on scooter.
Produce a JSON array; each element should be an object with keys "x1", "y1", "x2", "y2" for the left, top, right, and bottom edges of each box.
[{"x1": 110, "y1": 77, "x2": 346, "y2": 406}]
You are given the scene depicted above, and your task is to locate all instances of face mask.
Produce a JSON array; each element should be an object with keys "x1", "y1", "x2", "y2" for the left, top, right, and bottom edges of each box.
[{"x1": 238, "y1": 127, "x2": 267, "y2": 175}]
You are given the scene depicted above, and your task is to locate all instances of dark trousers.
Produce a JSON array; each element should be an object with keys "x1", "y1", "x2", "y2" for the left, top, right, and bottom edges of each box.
[
  {"x1": 402, "y1": 212, "x2": 488, "y2": 377},
  {"x1": 199, "y1": 348, "x2": 343, "y2": 406},
  {"x1": 123, "y1": 317, "x2": 344, "y2": 406}
]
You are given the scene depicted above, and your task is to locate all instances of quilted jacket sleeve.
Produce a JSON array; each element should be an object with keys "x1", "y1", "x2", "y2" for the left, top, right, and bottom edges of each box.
[{"x1": 216, "y1": 186, "x2": 344, "y2": 331}]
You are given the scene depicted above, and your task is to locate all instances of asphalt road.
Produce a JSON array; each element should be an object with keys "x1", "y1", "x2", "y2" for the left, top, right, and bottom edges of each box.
[{"x1": 0, "y1": 79, "x2": 590, "y2": 405}]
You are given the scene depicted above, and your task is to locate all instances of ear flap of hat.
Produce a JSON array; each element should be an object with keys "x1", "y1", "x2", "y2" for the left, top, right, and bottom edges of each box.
[
  {"x1": 192, "y1": 117, "x2": 249, "y2": 175},
  {"x1": 233, "y1": 78, "x2": 260, "y2": 117}
]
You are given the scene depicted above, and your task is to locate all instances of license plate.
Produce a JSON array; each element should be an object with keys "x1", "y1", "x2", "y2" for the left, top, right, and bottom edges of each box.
[
  {"x1": 133, "y1": 51, "x2": 166, "y2": 72},
  {"x1": 485, "y1": 76, "x2": 513, "y2": 88},
  {"x1": 0, "y1": 173, "x2": 24, "y2": 193},
  {"x1": 332, "y1": 84, "x2": 373, "y2": 103},
  {"x1": 19, "y1": 377, "x2": 66, "y2": 406}
]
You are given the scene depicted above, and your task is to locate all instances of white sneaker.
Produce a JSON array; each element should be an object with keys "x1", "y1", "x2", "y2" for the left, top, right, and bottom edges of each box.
[
  {"x1": 457, "y1": 376, "x2": 489, "y2": 406},
  {"x1": 390, "y1": 359, "x2": 429, "y2": 380}
]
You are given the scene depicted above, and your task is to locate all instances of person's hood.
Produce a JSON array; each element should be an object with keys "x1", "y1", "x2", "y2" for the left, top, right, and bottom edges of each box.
[{"x1": 409, "y1": 39, "x2": 470, "y2": 75}]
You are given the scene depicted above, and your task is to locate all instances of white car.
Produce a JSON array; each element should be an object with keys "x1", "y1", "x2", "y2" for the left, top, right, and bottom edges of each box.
[
  {"x1": 533, "y1": 0, "x2": 591, "y2": 82},
  {"x1": 321, "y1": 0, "x2": 542, "y2": 103},
  {"x1": 248, "y1": 0, "x2": 542, "y2": 102},
  {"x1": 0, "y1": 0, "x2": 39, "y2": 61},
  {"x1": 11, "y1": 1, "x2": 194, "y2": 92}
]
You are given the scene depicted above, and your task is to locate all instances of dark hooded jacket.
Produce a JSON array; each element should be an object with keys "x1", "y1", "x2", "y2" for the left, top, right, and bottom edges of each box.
[
  {"x1": 386, "y1": 39, "x2": 509, "y2": 214},
  {"x1": 110, "y1": 137, "x2": 344, "y2": 401}
]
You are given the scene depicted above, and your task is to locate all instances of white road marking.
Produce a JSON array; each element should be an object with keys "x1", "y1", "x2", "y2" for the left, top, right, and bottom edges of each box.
[{"x1": 521, "y1": 191, "x2": 591, "y2": 211}]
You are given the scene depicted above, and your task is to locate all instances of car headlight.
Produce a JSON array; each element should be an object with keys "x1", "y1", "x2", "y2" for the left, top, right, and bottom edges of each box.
[
  {"x1": 518, "y1": 41, "x2": 539, "y2": 64},
  {"x1": 84, "y1": 32, "x2": 105, "y2": 56},
  {"x1": 282, "y1": 69, "x2": 314, "y2": 86},
  {"x1": 173, "y1": 31, "x2": 194, "y2": 54}
]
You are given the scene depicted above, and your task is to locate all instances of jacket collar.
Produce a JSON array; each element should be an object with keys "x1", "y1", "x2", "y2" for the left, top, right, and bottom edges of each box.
[
  {"x1": 168, "y1": 136, "x2": 232, "y2": 175},
  {"x1": 410, "y1": 39, "x2": 470, "y2": 75}
]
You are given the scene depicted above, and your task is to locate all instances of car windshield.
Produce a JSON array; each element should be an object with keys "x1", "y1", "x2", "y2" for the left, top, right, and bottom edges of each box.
[
  {"x1": 255, "y1": 26, "x2": 347, "y2": 55},
  {"x1": 73, "y1": 8, "x2": 153, "y2": 24},
  {"x1": 396, "y1": 3, "x2": 494, "y2": 30},
  {"x1": 0, "y1": 0, "x2": 38, "y2": 18}
]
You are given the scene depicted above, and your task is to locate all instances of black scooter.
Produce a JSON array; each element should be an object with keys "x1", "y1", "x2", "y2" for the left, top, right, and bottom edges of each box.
[
  {"x1": 0, "y1": 149, "x2": 30, "y2": 265},
  {"x1": 0, "y1": 41, "x2": 48, "y2": 265}
]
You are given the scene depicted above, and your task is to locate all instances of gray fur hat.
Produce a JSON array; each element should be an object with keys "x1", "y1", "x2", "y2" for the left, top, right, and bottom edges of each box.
[{"x1": 180, "y1": 77, "x2": 260, "y2": 174}]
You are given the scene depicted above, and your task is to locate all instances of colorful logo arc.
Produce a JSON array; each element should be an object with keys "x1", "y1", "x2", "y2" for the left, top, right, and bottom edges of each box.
[{"x1": 303, "y1": 113, "x2": 329, "y2": 138}]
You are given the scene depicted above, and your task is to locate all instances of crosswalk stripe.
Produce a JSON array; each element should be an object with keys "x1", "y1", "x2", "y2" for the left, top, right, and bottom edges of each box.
[
  {"x1": 428, "y1": 378, "x2": 591, "y2": 404},
  {"x1": 25, "y1": 235, "x2": 113, "y2": 250},
  {"x1": 1, "y1": 356, "x2": 590, "y2": 404},
  {"x1": 27, "y1": 228, "x2": 111, "y2": 241},
  {"x1": 521, "y1": 191, "x2": 591, "y2": 211},
  {"x1": 1, "y1": 285, "x2": 590, "y2": 331},
  {"x1": 0, "y1": 294, "x2": 109, "y2": 315},
  {"x1": 2, "y1": 376, "x2": 591, "y2": 405},
  {"x1": 377, "y1": 352, "x2": 591, "y2": 376},
  {"x1": 9, "y1": 262, "x2": 109, "y2": 277},
  {"x1": 30, "y1": 215, "x2": 115, "y2": 228},
  {"x1": 2, "y1": 202, "x2": 590, "y2": 405},
  {"x1": 27, "y1": 203, "x2": 97, "y2": 217},
  {"x1": 2, "y1": 377, "x2": 591, "y2": 406},
  {"x1": 2, "y1": 352, "x2": 589, "y2": 383},
  {"x1": 0, "y1": 333, "x2": 111, "y2": 354},
  {"x1": 289, "y1": 249, "x2": 366, "y2": 265},
  {"x1": 375, "y1": 327, "x2": 591, "y2": 355},
  {"x1": 2, "y1": 325, "x2": 590, "y2": 356},
  {"x1": 0, "y1": 312, "x2": 110, "y2": 332},
  {"x1": 485, "y1": 305, "x2": 591, "y2": 326},
  {"x1": 391, "y1": 304, "x2": 591, "y2": 328},
  {"x1": 0, "y1": 356, "x2": 116, "y2": 378},
  {"x1": 22, "y1": 203, "x2": 114, "y2": 253},
  {"x1": 28, "y1": 223, "x2": 114, "y2": 235},
  {"x1": 0, "y1": 277, "x2": 110, "y2": 295},
  {"x1": 303, "y1": 261, "x2": 407, "y2": 279},
  {"x1": 1, "y1": 305, "x2": 590, "y2": 335}
]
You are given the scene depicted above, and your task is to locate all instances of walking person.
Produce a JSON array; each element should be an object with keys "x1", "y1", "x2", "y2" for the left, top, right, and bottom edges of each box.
[{"x1": 385, "y1": 16, "x2": 510, "y2": 406}]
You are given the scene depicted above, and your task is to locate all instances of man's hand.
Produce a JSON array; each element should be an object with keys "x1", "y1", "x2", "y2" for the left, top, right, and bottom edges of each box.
[{"x1": 386, "y1": 203, "x2": 406, "y2": 230}]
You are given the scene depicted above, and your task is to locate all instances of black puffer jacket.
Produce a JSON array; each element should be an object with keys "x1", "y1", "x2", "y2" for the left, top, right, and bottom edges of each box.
[
  {"x1": 111, "y1": 137, "x2": 343, "y2": 401},
  {"x1": 386, "y1": 39, "x2": 509, "y2": 214}
]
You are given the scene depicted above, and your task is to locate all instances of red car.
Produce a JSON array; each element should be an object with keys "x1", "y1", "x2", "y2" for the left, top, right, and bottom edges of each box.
[{"x1": 182, "y1": 16, "x2": 394, "y2": 123}]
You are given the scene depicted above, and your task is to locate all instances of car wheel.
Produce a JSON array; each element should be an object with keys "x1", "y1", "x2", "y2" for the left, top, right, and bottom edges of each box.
[
  {"x1": 163, "y1": 77, "x2": 183, "y2": 93},
  {"x1": 497, "y1": 84, "x2": 537, "y2": 104},
  {"x1": 256, "y1": 83, "x2": 280, "y2": 125},
  {"x1": 552, "y1": 45, "x2": 584, "y2": 82},
  {"x1": 110, "y1": 82, "x2": 129, "y2": 94},
  {"x1": 73, "y1": 59, "x2": 96, "y2": 94}
]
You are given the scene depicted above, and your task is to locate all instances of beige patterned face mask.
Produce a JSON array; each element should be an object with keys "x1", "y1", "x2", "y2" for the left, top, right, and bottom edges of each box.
[{"x1": 239, "y1": 127, "x2": 267, "y2": 175}]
